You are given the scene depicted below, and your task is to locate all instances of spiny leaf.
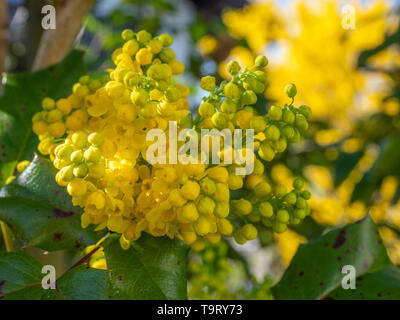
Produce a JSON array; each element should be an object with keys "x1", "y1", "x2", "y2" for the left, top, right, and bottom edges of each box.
[
  {"x1": 0, "y1": 155, "x2": 103, "y2": 251},
  {"x1": 103, "y1": 234, "x2": 188, "y2": 300},
  {"x1": 272, "y1": 215, "x2": 393, "y2": 300},
  {"x1": 0, "y1": 50, "x2": 85, "y2": 186}
]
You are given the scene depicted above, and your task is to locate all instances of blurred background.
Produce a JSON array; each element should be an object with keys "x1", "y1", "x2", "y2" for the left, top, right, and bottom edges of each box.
[{"x1": 1, "y1": 0, "x2": 400, "y2": 299}]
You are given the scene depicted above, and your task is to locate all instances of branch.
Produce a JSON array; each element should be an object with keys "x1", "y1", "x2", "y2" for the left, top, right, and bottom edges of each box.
[
  {"x1": 32, "y1": 0, "x2": 95, "y2": 70},
  {"x1": 0, "y1": 0, "x2": 8, "y2": 84}
]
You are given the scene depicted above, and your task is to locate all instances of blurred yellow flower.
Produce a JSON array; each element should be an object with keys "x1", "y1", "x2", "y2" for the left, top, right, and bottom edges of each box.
[{"x1": 197, "y1": 35, "x2": 218, "y2": 55}]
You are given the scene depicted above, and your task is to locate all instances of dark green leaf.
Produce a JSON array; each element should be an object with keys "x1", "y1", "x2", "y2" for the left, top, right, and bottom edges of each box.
[
  {"x1": 0, "y1": 251, "x2": 42, "y2": 297},
  {"x1": 272, "y1": 215, "x2": 393, "y2": 300},
  {"x1": 0, "y1": 50, "x2": 85, "y2": 185},
  {"x1": 0, "y1": 155, "x2": 103, "y2": 251},
  {"x1": 328, "y1": 266, "x2": 400, "y2": 300},
  {"x1": 0, "y1": 251, "x2": 107, "y2": 300},
  {"x1": 103, "y1": 234, "x2": 188, "y2": 300},
  {"x1": 56, "y1": 265, "x2": 108, "y2": 300}
]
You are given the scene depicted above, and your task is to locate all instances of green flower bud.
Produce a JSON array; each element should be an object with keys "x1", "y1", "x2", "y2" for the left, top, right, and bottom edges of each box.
[
  {"x1": 220, "y1": 100, "x2": 237, "y2": 114},
  {"x1": 200, "y1": 76, "x2": 216, "y2": 92},
  {"x1": 275, "y1": 184, "x2": 287, "y2": 198},
  {"x1": 293, "y1": 178, "x2": 305, "y2": 190},
  {"x1": 227, "y1": 60, "x2": 241, "y2": 75},
  {"x1": 272, "y1": 138, "x2": 287, "y2": 153},
  {"x1": 70, "y1": 150, "x2": 84, "y2": 163},
  {"x1": 211, "y1": 112, "x2": 228, "y2": 129},
  {"x1": 265, "y1": 125, "x2": 280, "y2": 141},
  {"x1": 253, "y1": 81, "x2": 265, "y2": 94},
  {"x1": 136, "y1": 30, "x2": 152, "y2": 43},
  {"x1": 55, "y1": 144, "x2": 74, "y2": 160},
  {"x1": 281, "y1": 125, "x2": 295, "y2": 139},
  {"x1": 268, "y1": 105, "x2": 282, "y2": 120},
  {"x1": 241, "y1": 90, "x2": 257, "y2": 106},
  {"x1": 273, "y1": 220, "x2": 287, "y2": 233},
  {"x1": 200, "y1": 178, "x2": 216, "y2": 195},
  {"x1": 224, "y1": 82, "x2": 240, "y2": 99},
  {"x1": 160, "y1": 48, "x2": 176, "y2": 62},
  {"x1": 254, "y1": 70, "x2": 266, "y2": 83},
  {"x1": 277, "y1": 209, "x2": 289, "y2": 223},
  {"x1": 259, "y1": 142, "x2": 275, "y2": 161},
  {"x1": 294, "y1": 208, "x2": 306, "y2": 219},
  {"x1": 73, "y1": 163, "x2": 88, "y2": 178},
  {"x1": 262, "y1": 217, "x2": 273, "y2": 227},
  {"x1": 285, "y1": 83, "x2": 297, "y2": 98},
  {"x1": 284, "y1": 192, "x2": 297, "y2": 205},
  {"x1": 253, "y1": 159, "x2": 265, "y2": 175},
  {"x1": 198, "y1": 196, "x2": 216, "y2": 215},
  {"x1": 42, "y1": 97, "x2": 55, "y2": 110},
  {"x1": 290, "y1": 216, "x2": 301, "y2": 225},
  {"x1": 296, "y1": 197, "x2": 307, "y2": 209},
  {"x1": 121, "y1": 29, "x2": 135, "y2": 40},
  {"x1": 299, "y1": 105, "x2": 312, "y2": 120},
  {"x1": 250, "y1": 116, "x2": 266, "y2": 132},
  {"x1": 124, "y1": 71, "x2": 141, "y2": 87},
  {"x1": 295, "y1": 113, "x2": 309, "y2": 132},
  {"x1": 88, "y1": 132, "x2": 104, "y2": 146},
  {"x1": 158, "y1": 33, "x2": 173, "y2": 47},
  {"x1": 283, "y1": 109, "x2": 295, "y2": 124},
  {"x1": 254, "y1": 181, "x2": 272, "y2": 198},
  {"x1": 59, "y1": 165, "x2": 74, "y2": 182},
  {"x1": 178, "y1": 115, "x2": 192, "y2": 128},
  {"x1": 84, "y1": 146, "x2": 101, "y2": 163},
  {"x1": 198, "y1": 101, "x2": 215, "y2": 118},
  {"x1": 243, "y1": 77, "x2": 257, "y2": 91},
  {"x1": 71, "y1": 131, "x2": 88, "y2": 148},
  {"x1": 165, "y1": 87, "x2": 181, "y2": 102},
  {"x1": 131, "y1": 88, "x2": 149, "y2": 106},
  {"x1": 235, "y1": 199, "x2": 252, "y2": 216},
  {"x1": 259, "y1": 201, "x2": 274, "y2": 218},
  {"x1": 254, "y1": 55, "x2": 268, "y2": 68},
  {"x1": 289, "y1": 128, "x2": 301, "y2": 143},
  {"x1": 147, "y1": 64, "x2": 171, "y2": 80},
  {"x1": 302, "y1": 190, "x2": 311, "y2": 200}
]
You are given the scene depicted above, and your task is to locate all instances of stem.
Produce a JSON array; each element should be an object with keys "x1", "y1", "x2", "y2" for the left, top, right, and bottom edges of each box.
[
  {"x1": 67, "y1": 232, "x2": 110, "y2": 271},
  {"x1": 0, "y1": 220, "x2": 13, "y2": 252}
]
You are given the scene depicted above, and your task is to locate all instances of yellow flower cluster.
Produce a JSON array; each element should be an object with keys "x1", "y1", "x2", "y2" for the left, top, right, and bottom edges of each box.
[
  {"x1": 221, "y1": 0, "x2": 394, "y2": 128},
  {"x1": 31, "y1": 29, "x2": 312, "y2": 250}
]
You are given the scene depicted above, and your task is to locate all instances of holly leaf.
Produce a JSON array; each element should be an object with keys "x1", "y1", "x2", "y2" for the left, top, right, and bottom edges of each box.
[
  {"x1": 0, "y1": 50, "x2": 85, "y2": 186},
  {"x1": 0, "y1": 251, "x2": 107, "y2": 300},
  {"x1": 103, "y1": 234, "x2": 188, "y2": 300},
  {"x1": 272, "y1": 215, "x2": 395, "y2": 300},
  {"x1": 0, "y1": 155, "x2": 103, "y2": 251},
  {"x1": 328, "y1": 266, "x2": 400, "y2": 300}
]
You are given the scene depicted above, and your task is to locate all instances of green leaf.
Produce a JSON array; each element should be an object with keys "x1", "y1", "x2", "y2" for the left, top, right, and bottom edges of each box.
[
  {"x1": 328, "y1": 266, "x2": 400, "y2": 300},
  {"x1": 0, "y1": 155, "x2": 103, "y2": 251},
  {"x1": 55, "y1": 265, "x2": 108, "y2": 300},
  {"x1": 0, "y1": 50, "x2": 85, "y2": 186},
  {"x1": 0, "y1": 251, "x2": 43, "y2": 297},
  {"x1": 103, "y1": 234, "x2": 188, "y2": 300},
  {"x1": 272, "y1": 215, "x2": 394, "y2": 300},
  {"x1": 0, "y1": 251, "x2": 107, "y2": 300}
]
